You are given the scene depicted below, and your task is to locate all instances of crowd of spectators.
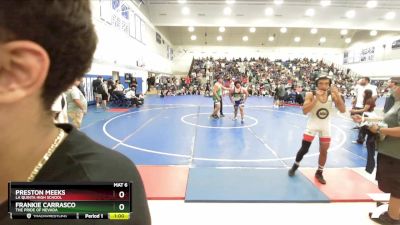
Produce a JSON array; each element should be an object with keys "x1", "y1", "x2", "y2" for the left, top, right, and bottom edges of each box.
[
  {"x1": 159, "y1": 57, "x2": 352, "y2": 103},
  {"x1": 92, "y1": 76, "x2": 144, "y2": 109},
  {"x1": 153, "y1": 57, "x2": 389, "y2": 106}
]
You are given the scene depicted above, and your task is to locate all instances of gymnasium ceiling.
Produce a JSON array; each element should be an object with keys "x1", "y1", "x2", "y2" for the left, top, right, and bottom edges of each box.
[{"x1": 138, "y1": 0, "x2": 400, "y2": 47}]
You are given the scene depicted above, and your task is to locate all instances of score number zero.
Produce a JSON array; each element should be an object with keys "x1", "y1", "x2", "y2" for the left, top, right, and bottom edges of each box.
[
  {"x1": 114, "y1": 183, "x2": 129, "y2": 211},
  {"x1": 117, "y1": 191, "x2": 127, "y2": 211}
]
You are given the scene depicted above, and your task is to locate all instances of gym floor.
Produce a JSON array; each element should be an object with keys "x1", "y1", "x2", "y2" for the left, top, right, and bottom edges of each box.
[{"x1": 81, "y1": 95, "x2": 386, "y2": 225}]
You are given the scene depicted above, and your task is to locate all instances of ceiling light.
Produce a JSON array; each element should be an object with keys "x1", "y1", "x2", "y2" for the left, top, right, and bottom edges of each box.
[
  {"x1": 178, "y1": 0, "x2": 186, "y2": 3},
  {"x1": 384, "y1": 11, "x2": 396, "y2": 20},
  {"x1": 310, "y1": 28, "x2": 318, "y2": 34},
  {"x1": 294, "y1": 37, "x2": 301, "y2": 42},
  {"x1": 268, "y1": 36, "x2": 275, "y2": 42},
  {"x1": 188, "y1": 26, "x2": 195, "y2": 32},
  {"x1": 250, "y1": 27, "x2": 256, "y2": 33},
  {"x1": 345, "y1": 10, "x2": 356, "y2": 19},
  {"x1": 366, "y1": 1, "x2": 378, "y2": 8},
  {"x1": 181, "y1": 7, "x2": 190, "y2": 15},
  {"x1": 190, "y1": 35, "x2": 197, "y2": 41},
  {"x1": 280, "y1": 27, "x2": 287, "y2": 33},
  {"x1": 242, "y1": 36, "x2": 249, "y2": 42},
  {"x1": 219, "y1": 26, "x2": 226, "y2": 32},
  {"x1": 305, "y1": 8, "x2": 315, "y2": 17},
  {"x1": 320, "y1": 0, "x2": 331, "y2": 7},
  {"x1": 217, "y1": 36, "x2": 223, "y2": 41},
  {"x1": 265, "y1": 7, "x2": 274, "y2": 16},
  {"x1": 370, "y1": 30, "x2": 378, "y2": 36},
  {"x1": 340, "y1": 29, "x2": 348, "y2": 35},
  {"x1": 345, "y1": 38, "x2": 352, "y2": 44},
  {"x1": 224, "y1": 7, "x2": 232, "y2": 15},
  {"x1": 226, "y1": 0, "x2": 235, "y2": 4},
  {"x1": 274, "y1": 0, "x2": 284, "y2": 5},
  {"x1": 320, "y1": 37, "x2": 326, "y2": 43}
]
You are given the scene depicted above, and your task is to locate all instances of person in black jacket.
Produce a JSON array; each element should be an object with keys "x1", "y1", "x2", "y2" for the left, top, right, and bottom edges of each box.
[{"x1": 0, "y1": 1, "x2": 151, "y2": 225}]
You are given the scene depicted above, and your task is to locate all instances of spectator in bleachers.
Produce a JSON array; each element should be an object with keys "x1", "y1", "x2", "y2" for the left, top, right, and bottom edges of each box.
[{"x1": 176, "y1": 57, "x2": 382, "y2": 105}]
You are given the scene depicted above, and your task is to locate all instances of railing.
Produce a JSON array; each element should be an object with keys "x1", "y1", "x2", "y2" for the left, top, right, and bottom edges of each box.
[
  {"x1": 187, "y1": 57, "x2": 195, "y2": 77},
  {"x1": 322, "y1": 59, "x2": 361, "y2": 81}
]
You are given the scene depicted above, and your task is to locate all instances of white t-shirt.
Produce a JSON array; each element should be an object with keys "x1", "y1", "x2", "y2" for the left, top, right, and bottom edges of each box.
[
  {"x1": 125, "y1": 90, "x2": 136, "y2": 99},
  {"x1": 206, "y1": 61, "x2": 212, "y2": 69},
  {"x1": 368, "y1": 84, "x2": 378, "y2": 97},
  {"x1": 66, "y1": 86, "x2": 87, "y2": 113},
  {"x1": 354, "y1": 84, "x2": 377, "y2": 108}
]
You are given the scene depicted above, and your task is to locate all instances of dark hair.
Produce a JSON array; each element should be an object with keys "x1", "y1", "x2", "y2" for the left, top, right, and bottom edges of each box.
[
  {"x1": 391, "y1": 77, "x2": 400, "y2": 85},
  {"x1": 316, "y1": 77, "x2": 331, "y2": 86},
  {"x1": 0, "y1": 0, "x2": 97, "y2": 110},
  {"x1": 363, "y1": 89, "x2": 373, "y2": 106},
  {"x1": 364, "y1": 77, "x2": 370, "y2": 83},
  {"x1": 234, "y1": 81, "x2": 241, "y2": 86}
]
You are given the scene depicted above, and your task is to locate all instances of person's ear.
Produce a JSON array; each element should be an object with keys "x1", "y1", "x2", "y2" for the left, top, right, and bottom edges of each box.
[{"x1": 0, "y1": 41, "x2": 50, "y2": 103}]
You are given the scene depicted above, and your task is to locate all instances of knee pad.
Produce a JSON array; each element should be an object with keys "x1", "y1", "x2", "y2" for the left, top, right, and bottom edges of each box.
[
  {"x1": 299, "y1": 140, "x2": 312, "y2": 154},
  {"x1": 319, "y1": 137, "x2": 331, "y2": 144},
  {"x1": 296, "y1": 140, "x2": 312, "y2": 162}
]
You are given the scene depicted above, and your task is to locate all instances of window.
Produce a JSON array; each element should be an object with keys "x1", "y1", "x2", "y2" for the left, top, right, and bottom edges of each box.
[
  {"x1": 100, "y1": 0, "x2": 112, "y2": 24},
  {"x1": 129, "y1": 12, "x2": 136, "y2": 38},
  {"x1": 135, "y1": 15, "x2": 141, "y2": 41}
]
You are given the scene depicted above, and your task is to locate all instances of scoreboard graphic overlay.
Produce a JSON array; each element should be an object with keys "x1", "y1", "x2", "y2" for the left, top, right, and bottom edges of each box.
[{"x1": 8, "y1": 182, "x2": 132, "y2": 220}]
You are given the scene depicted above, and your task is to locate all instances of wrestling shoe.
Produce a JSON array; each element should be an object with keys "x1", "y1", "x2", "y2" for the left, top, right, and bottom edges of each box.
[{"x1": 315, "y1": 171, "x2": 327, "y2": 185}]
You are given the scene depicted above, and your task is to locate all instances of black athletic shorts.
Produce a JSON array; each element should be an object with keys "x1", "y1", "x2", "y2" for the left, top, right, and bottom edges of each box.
[
  {"x1": 101, "y1": 92, "x2": 108, "y2": 101},
  {"x1": 376, "y1": 153, "x2": 400, "y2": 198}
]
